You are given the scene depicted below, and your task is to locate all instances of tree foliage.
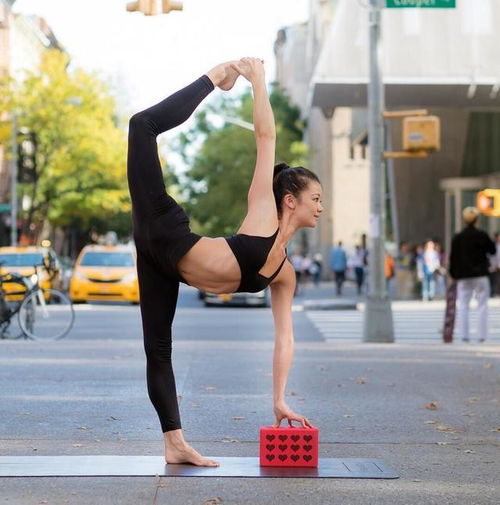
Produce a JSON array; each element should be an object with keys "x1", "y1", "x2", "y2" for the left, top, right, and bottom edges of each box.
[
  {"x1": 0, "y1": 50, "x2": 130, "y2": 242},
  {"x1": 174, "y1": 85, "x2": 307, "y2": 237}
]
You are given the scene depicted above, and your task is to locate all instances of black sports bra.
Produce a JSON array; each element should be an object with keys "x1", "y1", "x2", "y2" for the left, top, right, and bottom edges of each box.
[{"x1": 224, "y1": 228, "x2": 288, "y2": 293}]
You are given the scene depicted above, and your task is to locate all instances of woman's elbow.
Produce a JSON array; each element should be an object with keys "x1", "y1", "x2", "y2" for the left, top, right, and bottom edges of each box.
[{"x1": 255, "y1": 129, "x2": 276, "y2": 141}]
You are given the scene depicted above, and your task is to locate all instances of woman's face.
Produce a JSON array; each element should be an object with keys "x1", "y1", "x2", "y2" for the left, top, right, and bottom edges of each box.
[{"x1": 294, "y1": 181, "x2": 323, "y2": 228}]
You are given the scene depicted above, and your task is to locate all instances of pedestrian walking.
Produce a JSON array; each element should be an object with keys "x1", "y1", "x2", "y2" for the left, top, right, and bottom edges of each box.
[
  {"x1": 449, "y1": 207, "x2": 496, "y2": 343},
  {"x1": 493, "y1": 233, "x2": 500, "y2": 296},
  {"x1": 384, "y1": 250, "x2": 395, "y2": 291},
  {"x1": 330, "y1": 241, "x2": 347, "y2": 295},
  {"x1": 417, "y1": 240, "x2": 441, "y2": 301},
  {"x1": 395, "y1": 241, "x2": 415, "y2": 300},
  {"x1": 310, "y1": 252, "x2": 323, "y2": 286},
  {"x1": 127, "y1": 58, "x2": 319, "y2": 467},
  {"x1": 349, "y1": 245, "x2": 366, "y2": 295}
]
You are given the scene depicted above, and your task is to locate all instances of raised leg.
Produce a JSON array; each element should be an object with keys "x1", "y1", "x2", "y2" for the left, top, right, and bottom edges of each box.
[{"x1": 127, "y1": 75, "x2": 215, "y2": 221}]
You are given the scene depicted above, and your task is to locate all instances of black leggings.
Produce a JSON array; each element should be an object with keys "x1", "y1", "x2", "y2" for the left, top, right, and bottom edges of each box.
[{"x1": 127, "y1": 75, "x2": 214, "y2": 432}]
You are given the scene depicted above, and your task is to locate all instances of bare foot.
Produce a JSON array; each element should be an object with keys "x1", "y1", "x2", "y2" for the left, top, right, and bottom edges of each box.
[
  {"x1": 206, "y1": 61, "x2": 240, "y2": 91},
  {"x1": 165, "y1": 442, "x2": 219, "y2": 467}
]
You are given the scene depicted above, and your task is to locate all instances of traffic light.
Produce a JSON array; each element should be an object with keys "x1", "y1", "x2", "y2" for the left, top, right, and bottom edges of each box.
[
  {"x1": 126, "y1": 0, "x2": 157, "y2": 16},
  {"x1": 126, "y1": 0, "x2": 183, "y2": 15},
  {"x1": 17, "y1": 131, "x2": 37, "y2": 183},
  {"x1": 476, "y1": 188, "x2": 500, "y2": 217},
  {"x1": 402, "y1": 116, "x2": 441, "y2": 152},
  {"x1": 162, "y1": 0, "x2": 183, "y2": 13}
]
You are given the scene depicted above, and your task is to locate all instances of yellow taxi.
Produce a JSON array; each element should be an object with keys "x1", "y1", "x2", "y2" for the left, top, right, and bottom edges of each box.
[
  {"x1": 69, "y1": 244, "x2": 139, "y2": 304},
  {"x1": 0, "y1": 246, "x2": 63, "y2": 299}
]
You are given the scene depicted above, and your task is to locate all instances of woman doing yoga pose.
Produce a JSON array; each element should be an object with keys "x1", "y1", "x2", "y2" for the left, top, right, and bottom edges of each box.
[{"x1": 127, "y1": 58, "x2": 323, "y2": 467}]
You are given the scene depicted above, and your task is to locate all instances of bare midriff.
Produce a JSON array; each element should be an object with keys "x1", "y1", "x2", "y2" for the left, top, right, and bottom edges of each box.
[
  {"x1": 178, "y1": 232, "x2": 287, "y2": 294},
  {"x1": 177, "y1": 237, "x2": 241, "y2": 294}
]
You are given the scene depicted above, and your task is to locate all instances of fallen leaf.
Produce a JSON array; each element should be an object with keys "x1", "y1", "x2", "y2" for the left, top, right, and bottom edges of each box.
[
  {"x1": 412, "y1": 479, "x2": 423, "y2": 483},
  {"x1": 343, "y1": 414, "x2": 355, "y2": 418},
  {"x1": 203, "y1": 386, "x2": 216, "y2": 391},
  {"x1": 467, "y1": 397, "x2": 479, "y2": 403},
  {"x1": 290, "y1": 391, "x2": 297, "y2": 396},
  {"x1": 436, "y1": 442, "x2": 448, "y2": 446},
  {"x1": 204, "y1": 497, "x2": 222, "y2": 505},
  {"x1": 435, "y1": 425, "x2": 456, "y2": 432},
  {"x1": 489, "y1": 427, "x2": 500, "y2": 432},
  {"x1": 232, "y1": 416, "x2": 245, "y2": 421},
  {"x1": 425, "y1": 420, "x2": 437, "y2": 424},
  {"x1": 426, "y1": 402, "x2": 438, "y2": 410},
  {"x1": 356, "y1": 377, "x2": 367, "y2": 384},
  {"x1": 483, "y1": 363, "x2": 494, "y2": 370},
  {"x1": 462, "y1": 412, "x2": 475, "y2": 417},
  {"x1": 221, "y1": 437, "x2": 239, "y2": 443},
  {"x1": 32, "y1": 447, "x2": 37, "y2": 451},
  {"x1": 72, "y1": 444, "x2": 83, "y2": 448},
  {"x1": 464, "y1": 449, "x2": 476, "y2": 454},
  {"x1": 109, "y1": 416, "x2": 118, "y2": 421},
  {"x1": 77, "y1": 426, "x2": 88, "y2": 430}
]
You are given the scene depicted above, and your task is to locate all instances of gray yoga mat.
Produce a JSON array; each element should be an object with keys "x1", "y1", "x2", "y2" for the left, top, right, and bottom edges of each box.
[{"x1": 0, "y1": 456, "x2": 398, "y2": 479}]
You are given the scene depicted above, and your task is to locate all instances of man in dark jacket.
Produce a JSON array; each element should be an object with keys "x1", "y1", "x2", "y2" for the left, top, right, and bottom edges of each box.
[{"x1": 449, "y1": 207, "x2": 496, "y2": 343}]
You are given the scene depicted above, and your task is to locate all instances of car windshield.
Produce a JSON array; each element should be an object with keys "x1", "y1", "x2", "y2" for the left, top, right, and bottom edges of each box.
[
  {"x1": 0, "y1": 253, "x2": 44, "y2": 267},
  {"x1": 80, "y1": 252, "x2": 134, "y2": 267}
]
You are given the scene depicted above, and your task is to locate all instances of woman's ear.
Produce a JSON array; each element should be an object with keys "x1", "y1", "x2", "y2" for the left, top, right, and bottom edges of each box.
[{"x1": 284, "y1": 193, "x2": 296, "y2": 211}]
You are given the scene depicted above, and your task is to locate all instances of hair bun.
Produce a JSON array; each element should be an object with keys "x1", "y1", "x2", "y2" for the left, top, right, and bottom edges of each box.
[{"x1": 274, "y1": 162, "x2": 290, "y2": 178}]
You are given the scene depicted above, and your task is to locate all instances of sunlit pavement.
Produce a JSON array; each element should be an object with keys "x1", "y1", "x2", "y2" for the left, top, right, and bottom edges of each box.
[{"x1": 0, "y1": 284, "x2": 498, "y2": 504}]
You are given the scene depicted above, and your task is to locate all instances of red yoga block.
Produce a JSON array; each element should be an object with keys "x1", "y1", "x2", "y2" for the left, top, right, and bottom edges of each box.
[{"x1": 259, "y1": 426, "x2": 319, "y2": 467}]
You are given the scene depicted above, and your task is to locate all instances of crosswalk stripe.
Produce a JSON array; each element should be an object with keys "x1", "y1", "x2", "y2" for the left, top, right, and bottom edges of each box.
[{"x1": 306, "y1": 305, "x2": 500, "y2": 343}]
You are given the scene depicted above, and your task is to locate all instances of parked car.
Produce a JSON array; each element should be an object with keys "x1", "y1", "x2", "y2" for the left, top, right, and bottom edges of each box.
[
  {"x1": 201, "y1": 288, "x2": 269, "y2": 307},
  {"x1": 0, "y1": 246, "x2": 63, "y2": 299},
  {"x1": 69, "y1": 244, "x2": 139, "y2": 304}
]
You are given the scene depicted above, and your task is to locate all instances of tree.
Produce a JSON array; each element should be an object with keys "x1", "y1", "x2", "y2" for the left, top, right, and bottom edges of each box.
[
  {"x1": 174, "y1": 85, "x2": 307, "y2": 237},
  {"x1": 0, "y1": 50, "x2": 130, "y2": 248}
]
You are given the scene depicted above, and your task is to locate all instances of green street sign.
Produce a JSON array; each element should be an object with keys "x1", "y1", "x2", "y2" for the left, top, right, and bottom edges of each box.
[
  {"x1": 0, "y1": 203, "x2": 11, "y2": 213},
  {"x1": 386, "y1": 0, "x2": 456, "y2": 7}
]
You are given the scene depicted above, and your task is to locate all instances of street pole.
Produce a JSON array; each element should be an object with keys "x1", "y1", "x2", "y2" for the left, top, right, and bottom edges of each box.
[
  {"x1": 363, "y1": 0, "x2": 394, "y2": 343},
  {"x1": 10, "y1": 115, "x2": 18, "y2": 247}
]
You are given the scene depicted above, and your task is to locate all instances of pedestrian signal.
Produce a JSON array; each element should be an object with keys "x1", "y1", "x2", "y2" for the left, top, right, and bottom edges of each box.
[
  {"x1": 402, "y1": 116, "x2": 440, "y2": 152},
  {"x1": 126, "y1": 0, "x2": 157, "y2": 15},
  {"x1": 476, "y1": 189, "x2": 500, "y2": 217},
  {"x1": 162, "y1": 0, "x2": 183, "y2": 13}
]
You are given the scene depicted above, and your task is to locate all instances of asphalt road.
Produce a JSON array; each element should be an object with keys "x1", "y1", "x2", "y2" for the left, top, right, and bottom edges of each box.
[{"x1": 1, "y1": 284, "x2": 499, "y2": 505}]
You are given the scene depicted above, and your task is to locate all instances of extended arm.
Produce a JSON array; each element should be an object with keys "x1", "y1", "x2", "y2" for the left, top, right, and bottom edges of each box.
[
  {"x1": 231, "y1": 58, "x2": 276, "y2": 205},
  {"x1": 270, "y1": 261, "x2": 312, "y2": 428}
]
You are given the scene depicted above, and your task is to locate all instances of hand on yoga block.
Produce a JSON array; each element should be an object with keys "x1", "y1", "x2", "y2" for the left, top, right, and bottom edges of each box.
[{"x1": 259, "y1": 425, "x2": 319, "y2": 467}]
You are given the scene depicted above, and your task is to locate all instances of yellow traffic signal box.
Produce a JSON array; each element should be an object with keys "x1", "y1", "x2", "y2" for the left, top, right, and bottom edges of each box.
[
  {"x1": 127, "y1": 0, "x2": 157, "y2": 15},
  {"x1": 163, "y1": 0, "x2": 183, "y2": 13},
  {"x1": 402, "y1": 116, "x2": 441, "y2": 152},
  {"x1": 477, "y1": 188, "x2": 500, "y2": 217}
]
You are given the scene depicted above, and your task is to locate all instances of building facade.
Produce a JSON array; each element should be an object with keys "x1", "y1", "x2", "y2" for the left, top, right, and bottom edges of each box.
[{"x1": 275, "y1": 0, "x2": 500, "y2": 267}]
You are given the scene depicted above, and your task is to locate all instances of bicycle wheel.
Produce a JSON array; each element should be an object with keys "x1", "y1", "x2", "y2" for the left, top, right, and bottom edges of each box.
[{"x1": 18, "y1": 289, "x2": 75, "y2": 341}]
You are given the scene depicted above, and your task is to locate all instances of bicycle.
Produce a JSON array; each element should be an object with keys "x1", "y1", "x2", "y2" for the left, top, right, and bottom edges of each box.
[{"x1": 0, "y1": 261, "x2": 75, "y2": 341}]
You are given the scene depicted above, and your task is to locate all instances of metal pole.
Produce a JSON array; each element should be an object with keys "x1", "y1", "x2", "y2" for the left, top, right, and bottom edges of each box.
[
  {"x1": 363, "y1": 0, "x2": 394, "y2": 343},
  {"x1": 386, "y1": 126, "x2": 400, "y2": 250},
  {"x1": 10, "y1": 115, "x2": 18, "y2": 247}
]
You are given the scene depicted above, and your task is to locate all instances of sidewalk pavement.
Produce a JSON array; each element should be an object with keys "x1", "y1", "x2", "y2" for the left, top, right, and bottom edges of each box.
[{"x1": 0, "y1": 282, "x2": 499, "y2": 505}]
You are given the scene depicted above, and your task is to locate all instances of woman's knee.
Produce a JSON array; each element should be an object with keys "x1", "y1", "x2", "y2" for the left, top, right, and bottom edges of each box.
[
  {"x1": 129, "y1": 111, "x2": 158, "y2": 137},
  {"x1": 144, "y1": 336, "x2": 173, "y2": 363}
]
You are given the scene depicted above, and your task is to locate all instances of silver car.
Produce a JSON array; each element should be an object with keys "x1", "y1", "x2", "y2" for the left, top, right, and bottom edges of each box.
[{"x1": 201, "y1": 289, "x2": 269, "y2": 307}]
